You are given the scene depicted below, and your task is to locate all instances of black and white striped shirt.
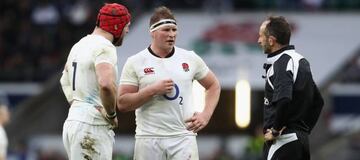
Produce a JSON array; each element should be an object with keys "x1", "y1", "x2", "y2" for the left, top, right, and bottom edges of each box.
[{"x1": 263, "y1": 45, "x2": 323, "y2": 133}]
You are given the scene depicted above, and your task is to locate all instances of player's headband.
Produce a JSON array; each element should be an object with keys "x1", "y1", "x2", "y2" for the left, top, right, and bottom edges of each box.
[{"x1": 149, "y1": 19, "x2": 177, "y2": 32}]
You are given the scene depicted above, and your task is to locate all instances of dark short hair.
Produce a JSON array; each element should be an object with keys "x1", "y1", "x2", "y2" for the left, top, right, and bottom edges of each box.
[
  {"x1": 265, "y1": 16, "x2": 291, "y2": 45},
  {"x1": 149, "y1": 6, "x2": 176, "y2": 27}
]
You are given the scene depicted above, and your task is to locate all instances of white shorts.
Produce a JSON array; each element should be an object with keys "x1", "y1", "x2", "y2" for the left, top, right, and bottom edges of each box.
[
  {"x1": 62, "y1": 120, "x2": 115, "y2": 160},
  {"x1": 134, "y1": 136, "x2": 199, "y2": 160}
]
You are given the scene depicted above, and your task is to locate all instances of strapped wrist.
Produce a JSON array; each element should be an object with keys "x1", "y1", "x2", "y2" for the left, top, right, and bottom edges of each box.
[{"x1": 106, "y1": 112, "x2": 117, "y2": 119}]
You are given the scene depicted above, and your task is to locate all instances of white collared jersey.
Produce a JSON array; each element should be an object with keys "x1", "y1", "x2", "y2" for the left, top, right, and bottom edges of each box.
[
  {"x1": 62, "y1": 34, "x2": 118, "y2": 125},
  {"x1": 120, "y1": 46, "x2": 209, "y2": 137}
]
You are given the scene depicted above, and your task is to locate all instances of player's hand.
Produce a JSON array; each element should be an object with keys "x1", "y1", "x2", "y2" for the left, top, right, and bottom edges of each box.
[
  {"x1": 151, "y1": 79, "x2": 174, "y2": 95},
  {"x1": 106, "y1": 114, "x2": 118, "y2": 129},
  {"x1": 95, "y1": 106, "x2": 118, "y2": 129},
  {"x1": 264, "y1": 126, "x2": 286, "y2": 141},
  {"x1": 185, "y1": 112, "x2": 210, "y2": 133}
]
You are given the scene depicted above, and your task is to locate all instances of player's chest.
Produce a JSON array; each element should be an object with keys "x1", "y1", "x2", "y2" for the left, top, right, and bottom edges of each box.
[{"x1": 136, "y1": 59, "x2": 194, "y2": 83}]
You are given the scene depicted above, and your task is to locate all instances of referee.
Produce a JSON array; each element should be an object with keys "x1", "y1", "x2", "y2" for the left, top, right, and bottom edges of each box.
[{"x1": 258, "y1": 16, "x2": 324, "y2": 160}]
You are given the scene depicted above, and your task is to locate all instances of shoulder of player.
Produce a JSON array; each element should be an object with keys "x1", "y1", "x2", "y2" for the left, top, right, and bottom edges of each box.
[
  {"x1": 86, "y1": 34, "x2": 116, "y2": 50},
  {"x1": 125, "y1": 48, "x2": 149, "y2": 62},
  {"x1": 175, "y1": 46, "x2": 193, "y2": 54},
  {"x1": 174, "y1": 46, "x2": 200, "y2": 59}
]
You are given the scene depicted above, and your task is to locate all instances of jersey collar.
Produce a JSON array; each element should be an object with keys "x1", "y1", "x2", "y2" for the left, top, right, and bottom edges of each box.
[
  {"x1": 267, "y1": 45, "x2": 295, "y2": 58},
  {"x1": 147, "y1": 46, "x2": 175, "y2": 58}
]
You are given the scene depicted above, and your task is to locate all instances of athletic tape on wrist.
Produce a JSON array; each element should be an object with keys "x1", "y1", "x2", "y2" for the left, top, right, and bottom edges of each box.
[{"x1": 106, "y1": 112, "x2": 117, "y2": 119}]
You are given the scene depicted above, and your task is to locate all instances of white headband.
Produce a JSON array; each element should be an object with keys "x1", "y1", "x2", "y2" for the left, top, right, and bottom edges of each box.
[{"x1": 149, "y1": 19, "x2": 177, "y2": 32}]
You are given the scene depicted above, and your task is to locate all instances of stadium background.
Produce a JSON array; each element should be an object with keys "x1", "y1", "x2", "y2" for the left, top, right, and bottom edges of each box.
[{"x1": 1, "y1": 0, "x2": 360, "y2": 159}]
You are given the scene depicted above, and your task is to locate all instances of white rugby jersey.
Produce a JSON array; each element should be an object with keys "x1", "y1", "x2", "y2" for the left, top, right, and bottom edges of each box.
[
  {"x1": 120, "y1": 46, "x2": 209, "y2": 137},
  {"x1": 63, "y1": 34, "x2": 118, "y2": 125},
  {"x1": 0, "y1": 126, "x2": 7, "y2": 158}
]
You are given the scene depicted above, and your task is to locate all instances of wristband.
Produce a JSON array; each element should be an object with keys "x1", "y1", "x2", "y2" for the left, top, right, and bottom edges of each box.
[{"x1": 106, "y1": 112, "x2": 117, "y2": 119}]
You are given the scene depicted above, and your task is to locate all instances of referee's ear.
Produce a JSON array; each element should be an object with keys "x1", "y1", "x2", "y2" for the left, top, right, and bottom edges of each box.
[{"x1": 269, "y1": 35, "x2": 277, "y2": 46}]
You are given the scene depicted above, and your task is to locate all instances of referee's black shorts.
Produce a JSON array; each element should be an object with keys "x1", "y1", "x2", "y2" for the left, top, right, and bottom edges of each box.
[{"x1": 263, "y1": 130, "x2": 310, "y2": 160}]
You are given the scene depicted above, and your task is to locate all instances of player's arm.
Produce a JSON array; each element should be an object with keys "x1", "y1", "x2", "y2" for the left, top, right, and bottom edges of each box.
[
  {"x1": 96, "y1": 63, "x2": 117, "y2": 117},
  {"x1": 198, "y1": 71, "x2": 221, "y2": 121},
  {"x1": 60, "y1": 64, "x2": 74, "y2": 105},
  {"x1": 117, "y1": 79, "x2": 173, "y2": 112},
  {"x1": 186, "y1": 71, "x2": 221, "y2": 133}
]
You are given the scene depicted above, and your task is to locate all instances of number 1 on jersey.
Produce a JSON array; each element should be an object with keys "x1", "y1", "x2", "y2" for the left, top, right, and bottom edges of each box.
[{"x1": 72, "y1": 62, "x2": 77, "y2": 91}]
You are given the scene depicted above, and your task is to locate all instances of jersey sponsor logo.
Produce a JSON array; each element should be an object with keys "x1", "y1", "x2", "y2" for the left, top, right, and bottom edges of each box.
[
  {"x1": 163, "y1": 84, "x2": 180, "y2": 100},
  {"x1": 163, "y1": 83, "x2": 184, "y2": 105},
  {"x1": 182, "y1": 63, "x2": 189, "y2": 72},
  {"x1": 144, "y1": 67, "x2": 155, "y2": 75}
]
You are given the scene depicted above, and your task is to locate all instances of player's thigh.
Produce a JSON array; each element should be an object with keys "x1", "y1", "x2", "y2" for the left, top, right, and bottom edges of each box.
[
  {"x1": 62, "y1": 120, "x2": 87, "y2": 158},
  {"x1": 167, "y1": 136, "x2": 199, "y2": 160},
  {"x1": 65, "y1": 122, "x2": 114, "y2": 160},
  {"x1": 133, "y1": 138, "x2": 166, "y2": 160},
  {"x1": 96, "y1": 126, "x2": 115, "y2": 160},
  {"x1": 271, "y1": 140, "x2": 307, "y2": 160},
  {"x1": 62, "y1": 120, "x2": 73, "y2": 157}
]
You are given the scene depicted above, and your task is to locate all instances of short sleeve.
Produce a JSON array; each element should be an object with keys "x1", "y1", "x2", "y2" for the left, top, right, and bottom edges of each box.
[
  {"x1": 192, "y1": 51, "x2": 209, "y2": 80},
  {"x1": 119, "y1": 58, "x2": 139, "y2": 86}
]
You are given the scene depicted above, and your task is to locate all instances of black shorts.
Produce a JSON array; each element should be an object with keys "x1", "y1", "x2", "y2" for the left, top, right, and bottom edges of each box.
[{"x1": 263, "y1": 131, "x2": 310, "y2": 160}]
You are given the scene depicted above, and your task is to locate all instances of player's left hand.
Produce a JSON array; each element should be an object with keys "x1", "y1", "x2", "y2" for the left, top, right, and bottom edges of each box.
[
  {"x1": 185, "y1": 112, "x2": 210, "y2": 133},
  {"x1": 95, "y1": 106, "x2": 118, "y2": 129},
  {"x1": 106, "y1": 115, "x2": 118, "y2": 129}
]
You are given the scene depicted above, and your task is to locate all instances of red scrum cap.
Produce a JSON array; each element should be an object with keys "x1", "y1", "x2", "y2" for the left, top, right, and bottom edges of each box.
[{"x1": 96, "y1": 3, "x2": 131, "y2": 39}]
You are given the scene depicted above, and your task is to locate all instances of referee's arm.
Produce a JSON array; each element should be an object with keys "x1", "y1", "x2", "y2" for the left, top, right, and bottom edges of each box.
[
  {"x1": 272, "y1": 57, "x2": 294, "y2": 131},
  {"x1": 303, "y1": 83, "x2": 324, "y2": 133}
]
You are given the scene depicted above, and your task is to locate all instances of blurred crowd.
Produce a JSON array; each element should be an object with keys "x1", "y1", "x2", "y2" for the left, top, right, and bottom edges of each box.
[
  {"x1": 1, "y1": 0, "x2": 360, "y2": 82},
  {"x1": 0, "y1": 0, "x2": 104, "y2": 82}
]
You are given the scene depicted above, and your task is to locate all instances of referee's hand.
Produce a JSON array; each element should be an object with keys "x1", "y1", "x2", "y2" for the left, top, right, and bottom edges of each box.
[
  {"x1": 264, "y1": 127, "x2": 286, "y2": 141},
  {"x1": 264, "y1": 129, "x2": 275, "y2": 141}
]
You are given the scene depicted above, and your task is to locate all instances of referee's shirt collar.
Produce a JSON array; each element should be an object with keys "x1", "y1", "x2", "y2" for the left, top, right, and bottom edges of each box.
[{"x1": 267, "y1": 45, "x2": 295, "y2": 58}]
